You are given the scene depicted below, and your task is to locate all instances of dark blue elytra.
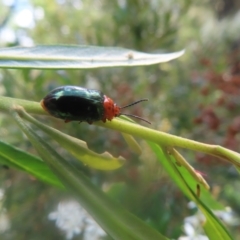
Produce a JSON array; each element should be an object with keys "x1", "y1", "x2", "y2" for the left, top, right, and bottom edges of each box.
[{"x1": 41, "y1": 86, "x2": 105, "y2": 123}]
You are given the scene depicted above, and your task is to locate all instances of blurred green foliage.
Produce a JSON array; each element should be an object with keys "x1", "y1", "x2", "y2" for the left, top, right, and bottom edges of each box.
[{"x1": 0, "y1": 0, "x2": 240, "y2": 239}]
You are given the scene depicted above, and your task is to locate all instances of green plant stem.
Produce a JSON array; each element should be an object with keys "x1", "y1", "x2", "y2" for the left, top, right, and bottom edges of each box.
[
  {"x1": 1, "y1": 96, "x2": 240, "y2": 167},
  {"x1": 0, "y1": 96, "x2": 43, "y2": 115},
  {"x1": 96, "y1": 120, "x2": 240, "y2": 167}
]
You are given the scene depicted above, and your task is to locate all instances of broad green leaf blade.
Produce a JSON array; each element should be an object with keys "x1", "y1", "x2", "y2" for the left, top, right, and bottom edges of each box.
[
  {"x1": 11, "y1": 107, "x2": 169, "y2": 240},
  {"x1": 148, "y1": 142, "x2": 232, "y2": 240},
  {"x1": 0, "y1": 45, "x2": 184, "y2": 69},
  {"x1": 19, "y1": 108, "x2": 124, "y2": 170},
  {"x1": 0, "y1": 140, "x2": 63, "y2": 188}
]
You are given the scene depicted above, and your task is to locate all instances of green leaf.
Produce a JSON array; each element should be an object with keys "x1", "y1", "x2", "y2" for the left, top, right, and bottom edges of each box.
[
  {"x1": 18, "y1": 107, "x2": 124, "y2": 170},
  {"x1": 0, "y1": 140, "x2": 63, "y2": 188},
  {"x1": 0, "y1": 45, "x2": 184, "y2": 69},
  {"x1": 201, "y1": 206, "x2": 233, "y2": 240},
  {"x1": 148, "y1": 142, "x2": 223, "y2": 208},
  {"x1": 148, "y1": 142, "x2": 232, "y2": 240},
  {"x1": 10, "y1": 105, "x2": 169, "y2": 240}
]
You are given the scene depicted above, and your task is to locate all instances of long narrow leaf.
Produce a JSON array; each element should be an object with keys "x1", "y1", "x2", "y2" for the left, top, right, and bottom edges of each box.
[
  {"x1": 148, "y1": 142, "x2": 232, "y2": 240},
  {"x1": 18, "y1": 108, "x2": 124, "y2": 170},
  {"x1": 10, "y1": 106, "x2": 168, "y2": 240},
  {"x1": 0, "y1": 140, "x2": 63, "y2": 188},
  {"x1": 0, "y1": 45, "x2": 184, "y2": 69}
]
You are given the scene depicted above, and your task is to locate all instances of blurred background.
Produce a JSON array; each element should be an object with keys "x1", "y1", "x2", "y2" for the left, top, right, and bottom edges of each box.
[{"x1": 0, "y1": 0, "x2": 240, "y2": 239}]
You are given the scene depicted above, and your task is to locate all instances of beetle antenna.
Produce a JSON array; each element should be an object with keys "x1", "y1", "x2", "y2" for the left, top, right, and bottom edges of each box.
[
  {"x1": 120, "y1": 99, "x2": 149, "y2": 109},
  {"x1": 119, "y1": 99, "x2": 150, "y2": 124},
  {"x1": 121, "y1": 113, "x2": 151, "y2": 124}
]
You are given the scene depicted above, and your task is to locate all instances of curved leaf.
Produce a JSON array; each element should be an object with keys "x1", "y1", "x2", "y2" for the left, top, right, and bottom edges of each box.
[
  {"x1": 0, "y1": 140, "x2": 63, "y2": 188},
  {"x1": 18, "y1": 107, "x2": 124, "y2": 170},
  {"x1": 0, "y1": 45, "x2": 184, "y2": 69},
  {"x1": 148, "y1": 142, "x2": 232, "y2": 240},
  {"x1": 10, "y1": 107, "x2": 169, "y2": 240}
]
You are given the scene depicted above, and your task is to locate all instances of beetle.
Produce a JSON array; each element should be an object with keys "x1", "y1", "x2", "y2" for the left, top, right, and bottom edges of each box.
[{"x1": 40, "y1": 86, "x2": 150, "y2": 124}]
